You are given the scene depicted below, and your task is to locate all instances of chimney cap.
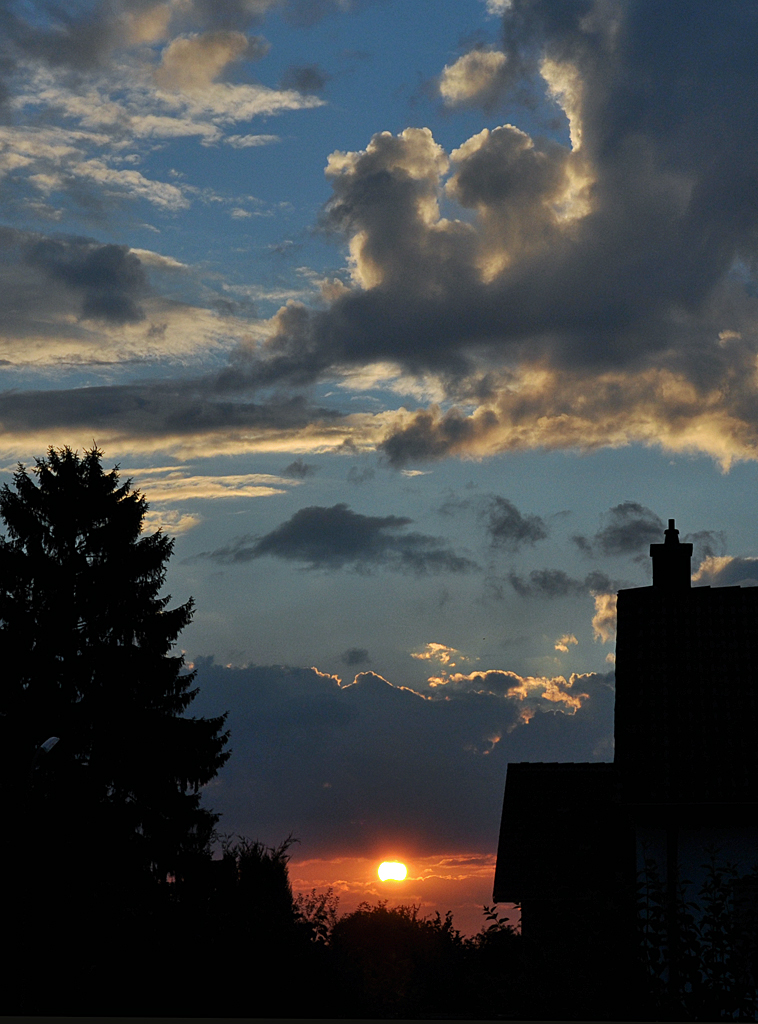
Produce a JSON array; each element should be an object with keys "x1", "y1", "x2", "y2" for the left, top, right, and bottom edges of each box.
[{"x1": 664, "y1": 518, "x2": 679, "y2": 544}]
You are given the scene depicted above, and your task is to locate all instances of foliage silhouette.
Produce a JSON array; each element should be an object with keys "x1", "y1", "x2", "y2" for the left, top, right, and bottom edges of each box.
[
  {"x1": 329, "y1": 899, "x2": 467, "y2": 1017},
  {"x1": 295, "y1": 884, "x2": 341, "y2": 944},
  {"x1": 0, "y1": 446, "x2": 229, "y2": 1014},
  {"x1": 638, "y1": 850, "x2": 758, "y2": 1020}
]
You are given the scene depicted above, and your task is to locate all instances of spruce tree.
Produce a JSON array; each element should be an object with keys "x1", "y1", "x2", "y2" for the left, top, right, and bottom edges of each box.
[{"x1": 0, "y1": 446, "x2": 229, "y2": 897}]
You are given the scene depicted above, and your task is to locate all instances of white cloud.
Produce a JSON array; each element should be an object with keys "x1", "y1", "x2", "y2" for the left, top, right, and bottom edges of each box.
[{"x1": 225, "y1": 134, "x2": 281, "y2": 148}]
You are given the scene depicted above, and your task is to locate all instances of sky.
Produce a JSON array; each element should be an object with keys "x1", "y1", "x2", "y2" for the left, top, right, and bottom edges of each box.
[{"x1": 3, "y1": 0, "x2": 758, "y2": 935}]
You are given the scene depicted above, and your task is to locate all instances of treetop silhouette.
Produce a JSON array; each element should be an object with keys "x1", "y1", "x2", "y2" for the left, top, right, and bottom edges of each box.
[{"x1": 0, "y1": 445, "x2": 230, "y2": 886}]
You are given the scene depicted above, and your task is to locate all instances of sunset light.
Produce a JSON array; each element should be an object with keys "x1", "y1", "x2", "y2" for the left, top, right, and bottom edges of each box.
[
  {"x1": 2, "y1": 0, "x2": 753, "y2": 1016},
  {"x1": 378, "y1": 861, "x2": 407, "y2": 882}
]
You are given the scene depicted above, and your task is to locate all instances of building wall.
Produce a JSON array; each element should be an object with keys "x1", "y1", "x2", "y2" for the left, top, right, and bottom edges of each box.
[{"x1": 615, "y1": 585, "x2": 758, "y2": 803}]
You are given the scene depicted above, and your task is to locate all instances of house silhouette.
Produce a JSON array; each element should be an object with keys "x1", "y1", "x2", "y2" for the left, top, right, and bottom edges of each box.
[{"x1": 493, "y1": 520, "x2": 758, "y2": 1017}]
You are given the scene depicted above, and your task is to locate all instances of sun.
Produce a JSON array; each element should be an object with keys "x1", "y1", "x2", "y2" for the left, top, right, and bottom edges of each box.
[{"x1": 378, "y1": 861, "x2": 407, "y2": 881}]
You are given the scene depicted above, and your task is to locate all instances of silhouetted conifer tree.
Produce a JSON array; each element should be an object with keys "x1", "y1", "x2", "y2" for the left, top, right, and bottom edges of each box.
[{"x1": 0, "y1": 446, "x2": 229, "y2": 1012}]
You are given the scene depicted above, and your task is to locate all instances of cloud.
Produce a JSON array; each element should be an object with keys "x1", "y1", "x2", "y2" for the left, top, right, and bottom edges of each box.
[
  {"x1": 340, "y1": 647, "x2": 370, "y2": 666},
  {"x1": 685, "y1": 529, "x2": 727, "y2": 565},
  {"x1": 691, "y1": 555, "x2": 758, "y2": 588},
  {"x1": 25, "y1": 236, "x2": 148, "y2": 324},
  {"x1": 508, "y1": 568, "x2": 612, "y2": 598},
  {"x1": 127, "y1": 469, "x2": 298, "y2": 501},
  {"x1": 411, "y1": 643, "x2": 460, "y2": 666},
  {"x1": 188, "y1": 659, "x2": 615, "y2": 856},
  {"x1": 0, "y1": 228, "x2": 268, "y2": 370},
  {"x1": 215, "y1": 3, "x2": 758, "y2": 469},
  {"x1": 591, "y1": 593, "x2": 617, "y2": 644},
  {"x1": 0, "y1": 379, "x2": 352, "y2": 462},
  {"x1": 7, "y1": 2, "x2": 758, "y2": 473},
  {"x1": 224, "y1": 134, "x2": 281, "y2": 147},
  {"x1": 282, "y1": 458, "x2": 317, "y2": 478},
  {"x1": 571, "y1": 534, "x2": 593, "y2": 556},
  {"x1": 554, "y1": 633, "x2": 578, "y2": 653},
  {"x1": 593, "y1": 503, "x2": 664, "y2": 556},
  {"x1": 142, "y1": 507, "x2": 202, "y2": 535},
  {"x1": 0, "y1": 16, "x2": 322, "y2": 223},
  {"x1": 154, "y1": 31, "x2": 269, "y2": 91},
  {"x1": 279, "y1": 63, "x2": 331, "y2": 93},
  {"x1": 483, "y1": 496, "x2": 547, "y2": 551},
  {"x1": 438, "y1": 49, "x2": 509, "y2": 110},
  {"x1": 0, "y1": 0, "x2": 346, "y2": 102},
  {"x1": 347, "y1": 464, "x2": 375, "y2": 485},
  {"x1": 194, "y1": 503, "x2": 478, "y2": 573},
  {"x1": 426, "y1": 668, "x2": 596, "y2": 725}
]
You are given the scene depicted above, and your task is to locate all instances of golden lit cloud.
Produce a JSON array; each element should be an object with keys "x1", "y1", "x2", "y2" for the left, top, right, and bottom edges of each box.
[
  {"x1": 555, "y1": 633, "x2": 578, "y2": 653},
  {"x1": 142, "y1": 507, "x2": 202, "y2": 535},
  {"x1": 426, "y1": 668, "x2": 590, "y2": 725},
  {"x1": 154, "y1": 32, "x2": 253, "y2": 92},
  {"x1": 592, "y1": 593, "x2": 617, "y2": 644},
  {"x1": 411, "y1": 642, "x2": 461, "y2": 666},
  {"x1": 438, "y1": 49, "x2": 508, "y2": 108},
  {"x1": 127, "y1": 469, "x2": 298, "y2": 501}
]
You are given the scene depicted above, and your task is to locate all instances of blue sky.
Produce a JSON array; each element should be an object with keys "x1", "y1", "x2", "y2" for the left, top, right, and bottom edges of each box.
[{"x1": 3, "y1": 0, "x2": 758, "y2": 932}]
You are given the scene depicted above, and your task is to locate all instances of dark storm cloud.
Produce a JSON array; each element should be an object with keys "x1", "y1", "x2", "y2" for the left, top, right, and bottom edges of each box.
[
  {"x1": 26, "y1": 237, "x2": 148, "y2": 324},
  {"x1": 195, "y1": 503, "x2": 478, "y2": 574},
  {"x1": 508, "y1": 568, "x2": 616, "y2": 599},
  {"x1": 593, "y1": 503, "x2": 664, "y2": 556},
  {"x1": 282, "y1": 458, "x2": 316, "y2": 478},
  {"x1": 484, "y1": 496, "x2": 547, "y2": 552},
  {"x1": 189, "y1": 660, "x2": 615, "y2": 856},
  {"x1": 279, "y1": 63, "x2": 330, "y2": 93},
  {"x1": 340, "y1": 647, "x2": 370, "y2": 666}
]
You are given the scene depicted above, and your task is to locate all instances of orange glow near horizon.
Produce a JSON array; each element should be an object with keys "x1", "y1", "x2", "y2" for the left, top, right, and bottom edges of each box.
[
  {"x1": 378, "y1": 860, "x2": 407, "y2": 881},
  {"x1": 288, "y1": 851, "x2": 520, "y2": 938}
]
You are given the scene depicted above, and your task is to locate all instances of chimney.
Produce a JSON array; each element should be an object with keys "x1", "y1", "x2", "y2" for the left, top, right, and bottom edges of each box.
[{"x1": 650, "y1": 518, "x2": 692, "y2": 589}]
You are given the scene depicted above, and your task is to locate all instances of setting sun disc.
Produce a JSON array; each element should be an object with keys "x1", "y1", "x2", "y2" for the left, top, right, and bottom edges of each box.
[{"x1": 378, "y1": 861, "x2": 407, "y2": 881}]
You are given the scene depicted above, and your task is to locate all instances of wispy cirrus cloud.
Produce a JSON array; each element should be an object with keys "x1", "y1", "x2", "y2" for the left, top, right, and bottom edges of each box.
[{"x1": 127, "y1": 468, "x2": 300, "y2": 501}]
